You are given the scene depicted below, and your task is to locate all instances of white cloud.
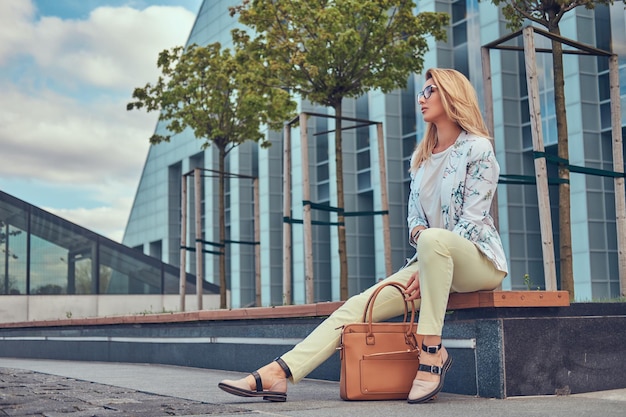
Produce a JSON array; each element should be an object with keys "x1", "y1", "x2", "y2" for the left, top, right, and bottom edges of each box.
[
  {"x1": 0, "y1": 86, "x2": 154, "y2": 185},
  {"x1": 0, "y1": 0, "x2": 36, "y2": 61},
  {"x1": 0, "y1": 0, "x2": 198, "y2": 242},
  {"x1": 0, "y1": 2, "x2": 196, "y2": 91}
]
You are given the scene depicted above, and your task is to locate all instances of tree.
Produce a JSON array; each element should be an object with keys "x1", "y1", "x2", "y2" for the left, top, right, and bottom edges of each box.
[
  {"x1": 128, "y1": 43, "x2": 296, "y2": 309},
  {"x1": 488, "y1": 0, "x2": 624, "y2": 300},
  {"x1": 231, "y1": 0, "x2": 448, "y2": 301}
]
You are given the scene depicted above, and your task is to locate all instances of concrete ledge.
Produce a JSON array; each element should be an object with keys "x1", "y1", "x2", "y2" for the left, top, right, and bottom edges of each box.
[{"x1": 0, "y1": 301, "x2": 623, "y2": 399}]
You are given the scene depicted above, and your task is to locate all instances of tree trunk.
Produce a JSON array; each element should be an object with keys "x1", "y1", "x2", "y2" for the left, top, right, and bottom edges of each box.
[
  {"x1": 218, "y1": 146, "x2": 228, "y2": 308},
  {"x1": 334, "y1": 102, "x2": 349, "y2": 301},
  {"x1": 550, "y1": 24, "x2": 574, "y2": 300}
]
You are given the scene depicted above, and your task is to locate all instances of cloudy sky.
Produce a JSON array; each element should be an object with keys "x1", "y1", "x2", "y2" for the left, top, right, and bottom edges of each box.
[{"x1": 0, "y1": 0, "x2": 202, "y2": 242}]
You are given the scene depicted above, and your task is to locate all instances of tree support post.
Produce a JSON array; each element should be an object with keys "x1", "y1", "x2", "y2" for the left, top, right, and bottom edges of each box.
[
  {"x1": 254, "y1": 178, "x2": 261, "y2": 306},
  {"x1": 179, "y1": 174, "x2": 187, "y2": 311},
  {"x1": 283, "y1": 124, "x2": 293, "y2": 305},
  {"x1": 481, "y1": 46, "x2": 500, "y2": 228},
  {"x1": 194, "y1": 167, "x2": 203, "y2": 309},
  {"x1": 481, "y1": 45, "x2": 503, "y2": 291},
  {"x1": 375, "y1": 123, "x2": 392, "y2": 276},
  {"x1": 300, "y1": 113, "x2": 315, "y2": 304},
  {"x1": 609, "y1": 54, "x2": 626, "y2": 296},
  {"x1": 523, "y1": 26, "x2": 557, "y2": 290}
]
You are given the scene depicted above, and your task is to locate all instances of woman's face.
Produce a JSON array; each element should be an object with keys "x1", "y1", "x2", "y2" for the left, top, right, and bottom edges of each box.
[{"x1": 417, "y1": 80, "x2": 444, "y2": 124}]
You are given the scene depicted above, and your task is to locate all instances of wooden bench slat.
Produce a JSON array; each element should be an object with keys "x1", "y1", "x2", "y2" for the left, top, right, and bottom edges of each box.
[{"x1": 448, "y1": 290, "x2": 570, "y2": 309}]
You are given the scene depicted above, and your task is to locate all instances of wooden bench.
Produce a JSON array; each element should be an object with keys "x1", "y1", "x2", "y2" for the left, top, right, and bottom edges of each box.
[
  {"x1": 447, "y1": 290, "x2": 570, "y2": 309},
  {"x1": 0, "y1": 291, "x2": 569, "y2": 329}
]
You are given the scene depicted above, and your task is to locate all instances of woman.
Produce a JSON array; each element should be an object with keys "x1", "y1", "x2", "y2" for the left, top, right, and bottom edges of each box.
[{"x1": 218, "y1": 68, "x2": 508, "y2": 404}]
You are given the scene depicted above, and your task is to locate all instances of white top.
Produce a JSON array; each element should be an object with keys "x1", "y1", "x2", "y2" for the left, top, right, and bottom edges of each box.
[{"x1": 419, "y1": 146, "x2": 453, "y2": 228}]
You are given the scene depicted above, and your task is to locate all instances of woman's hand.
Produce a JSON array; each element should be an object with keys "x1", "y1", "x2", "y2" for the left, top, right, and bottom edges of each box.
[
  {"x1": 410, "y1": 226, "x2": 427, "y2": 244},
  {"x1": 405, "y1": 270, "x2": 421, "y2": 301}
]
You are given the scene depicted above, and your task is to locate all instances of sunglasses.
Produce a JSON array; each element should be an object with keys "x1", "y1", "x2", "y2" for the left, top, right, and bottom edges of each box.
[{"x1": 417, "y1": 84, "x2": 437, "y2": 100}]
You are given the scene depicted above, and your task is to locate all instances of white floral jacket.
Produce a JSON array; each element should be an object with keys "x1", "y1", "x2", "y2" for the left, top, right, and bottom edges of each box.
[{"x1": 407, "y1": 131, "x2": 508, "y2": 273}]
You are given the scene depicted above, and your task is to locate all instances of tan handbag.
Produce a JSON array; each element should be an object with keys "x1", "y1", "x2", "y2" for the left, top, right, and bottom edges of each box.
[{"x1": 338, "y1": 281, "x2": 422, "y2": 400}]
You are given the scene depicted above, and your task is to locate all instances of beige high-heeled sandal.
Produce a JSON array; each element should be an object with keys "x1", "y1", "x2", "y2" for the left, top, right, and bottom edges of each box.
[{"x1": 407, "y1": 343, "x2": 452, "y2": 403}]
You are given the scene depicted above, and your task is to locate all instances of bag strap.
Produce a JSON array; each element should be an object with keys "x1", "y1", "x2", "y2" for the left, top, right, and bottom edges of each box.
[
  {"x1": 362, "y1": 281, "x2": 417, "y2": 343},
  {"x1": 362, "y1": 281, "x2": 409, "y2": 323}
]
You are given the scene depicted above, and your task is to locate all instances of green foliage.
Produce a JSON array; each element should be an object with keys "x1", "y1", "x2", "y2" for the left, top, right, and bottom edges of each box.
[
  {"x1": 231, "y1": 0, "x2": 449, "y2": 108},
  {"x1": 486, "y1": 0, "x2": 625, "y2": 30},
  {"x1": 523, "y1": 273, "x2": 541, "y2": 291},
  {"x1": 127, "y1": 42, "x2": 296, "y2": 153},
  {"x1": 137, "y1": 306, "x2": 177, "y2": 315}
]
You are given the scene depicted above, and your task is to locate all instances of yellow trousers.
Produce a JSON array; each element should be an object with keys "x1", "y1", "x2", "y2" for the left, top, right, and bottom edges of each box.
[{"x1": 281, "y1": 228, "x2": 506, "y2": 383}]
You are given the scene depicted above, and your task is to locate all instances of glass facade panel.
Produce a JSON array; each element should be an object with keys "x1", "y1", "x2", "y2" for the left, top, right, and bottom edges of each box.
[
  {"x1": 1, "y1": 222, "x2": 27, "y2": 295},
  {"x1": 352, "y1": 191, "x2": 375, "y2": 292},
  {"x1": 403, "y1": 136, "x2": 416, "y2": 160},
  {"x1": 600, "y1": 102, "x2": 611, "y2": 129},
  {"x1": 452, "y1": 21, "x2": 467, "y2": 45},
  {"x1": 450, "y1": 0, "x2": 469, "y2": 77},
  {"x1": 0, "y1": 191, "x2": 215, "y2": 297},
  {"x1": 451, "y1": 0, "x2": 466, "y2": 21},
  {"x1": 589, "y1": 228, "x2": 607, "y2": 252},
  {"x1": 315, "y1": 116, "x2": 330, "y2": 201},
  {"x1": 453, "y1": 46, "x2": 469, "y2": 78},
  {"x1": 598, "y1": 73, "x2": 610, "y2": 101},
  {"x1": 1, "y1": 197, "x2": 28, "y2": 295},
  {"x1": 318, "y1": 183, "x2": 329, "y2": 202},
  {"x1": 401, "y1": 76, "x2": 416, "y2": 135},
  {"x1": 100, "y1": 242, "x2": 157, "y2": 294},
  {"x1": 30, "y1": 235, "x2": 69, "y2": 295},
  {"x1": 356, "y1": 150, "x2": 370, "y2": 171},
  {"x1": 357, "y1": 172, "x2": 371, "y2": 190},
  {"x1": 168, "y1": 162, "x2": 182, "y2": 266},
  {"x1": 317, "y1": 163, "x2": 329, "y2": 182},
  {"x1": 316, "y1": 132, "x2": 328, "y2": 160}
]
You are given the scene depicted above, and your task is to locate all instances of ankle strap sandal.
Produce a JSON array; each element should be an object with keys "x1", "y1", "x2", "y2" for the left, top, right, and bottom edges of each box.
[
  {"x1": 419, "y1": 344, "x2": 445, "y2": 375},
  {"x1": 422, "y1": 343, "x2": 442, "y2": 354},
  {"x1": 274, "y1": 357, "x2": 292, "y2": 378},
  {"x1": 407, "y1": 343, "x2": 453, "y2": 404}
]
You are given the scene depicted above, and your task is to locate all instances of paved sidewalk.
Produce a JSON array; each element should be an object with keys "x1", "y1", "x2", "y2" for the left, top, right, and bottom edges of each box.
[{"x1": 0, "y1": 358, "x2": 625, "y2": 417}]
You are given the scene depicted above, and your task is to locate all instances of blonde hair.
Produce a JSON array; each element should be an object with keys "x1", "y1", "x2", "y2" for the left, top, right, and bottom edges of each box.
[{"x1": 410, "y1": 68, "x2": 490, "y2": 171}]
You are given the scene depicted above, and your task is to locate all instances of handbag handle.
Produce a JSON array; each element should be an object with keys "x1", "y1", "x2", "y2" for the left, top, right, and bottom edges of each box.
[
  {"x1": 362, "y1": 281, "x2": 417, "y2": 347},
  {"x1": 362, "y1": 281, "x2": 411, "y2": 323}
]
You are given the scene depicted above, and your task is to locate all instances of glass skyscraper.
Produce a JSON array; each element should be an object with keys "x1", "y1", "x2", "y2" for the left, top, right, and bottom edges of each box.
[{"x1": 123, "y1": 0, "x2": 626, "y2": 308}]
